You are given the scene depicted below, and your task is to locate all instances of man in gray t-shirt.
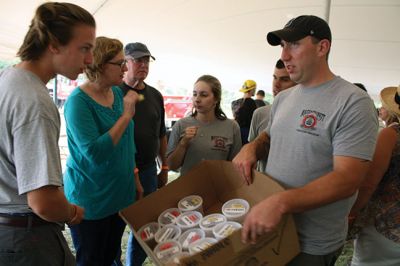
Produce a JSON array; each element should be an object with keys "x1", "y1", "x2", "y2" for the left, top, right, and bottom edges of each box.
[
  {"x1": 233, "y1": 15, "x2": 378, "y2": 266},
  {"x1": 0, "y1": 3, "x2": 94, "y2": 265},
  {"x1": 248, "y1": 59, "x2": 296, "y2": 171}
]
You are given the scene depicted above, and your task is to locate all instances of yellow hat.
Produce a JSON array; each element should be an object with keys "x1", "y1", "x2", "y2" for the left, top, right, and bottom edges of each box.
[
  {"x1": 239, "y1": 80, "x2": 257, "y2": 93},
  {"x1": 380, "y1": 85, "x2": 400, "y2": 116}
]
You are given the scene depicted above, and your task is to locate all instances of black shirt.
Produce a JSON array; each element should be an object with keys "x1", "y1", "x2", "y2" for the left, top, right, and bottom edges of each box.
[
  {"x1": 120, "y1": 82, "x2": 166, "y2": 169},
  {"x1": 236, "y1": 98, "x2": 257, "y2": 128},
  {"x1": 255, "y1": 99, "x2": 266, "y2": 108}
]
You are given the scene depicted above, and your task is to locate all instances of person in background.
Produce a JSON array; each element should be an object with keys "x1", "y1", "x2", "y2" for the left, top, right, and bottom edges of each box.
[
  {"x1": 248, "y1": 59, "x2": 296, "y2": 171},
  {"x1": 349, "y1": 85, "x2": 400, "y2": 266},
  {"x1": 255, "y1": 89, "x2": 267, "y2": 108},
  {"x1": 233, "y1": 15, "x2": 378, "y2": 266},
  {"x1": 119, "y1": 42, "x2": 168, "y2": 266},
  {"x1": 167, "y1": 74, "x2": 242, "y2": 175},
  {"x1": 0, "y1": 2, "x2": 94, "y2": 265},
  {"x1": 231, "y1": 80, "x2": 258, "y2": 144},
  {"x1": 379, "y1": 106, "x2": 390, "y2": 123},
  {"x1": 63, "y1": 36, "x2": 139, "y2": 266},
  {"x1": 377, "y1": 106, "x2": 399, "y2": 130}
]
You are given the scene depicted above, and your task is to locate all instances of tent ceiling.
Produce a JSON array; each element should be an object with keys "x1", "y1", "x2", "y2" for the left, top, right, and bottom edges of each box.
[{"x1": 0, "y1": 0, "x2": 399, "y2": 97}]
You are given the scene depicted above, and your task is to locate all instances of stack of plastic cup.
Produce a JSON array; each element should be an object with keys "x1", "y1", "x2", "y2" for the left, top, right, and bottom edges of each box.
[
  {"x1": 178, "y1": 195, "x2": 204, "y2": 214},
  {"x1": 153, "y1": 240, "x2": 182, "y2": 264},
  {"x1": 212, "y1": 221, "x2": 242, "y2": 240},
  {"x1": 154, "y1": 224, "x2": 181, "y2": 244},
  {"x1": 199, "y1": 213, "x2": 227, "y2": 237},
  {"x1": 178, "y1": 228, "x2": 205, "y2": 251},
  {"x1": 221, "y1": 198, "x2": 249, "y2": 223},
  {"x1": 188, "y1": 237, "x2": 218, "y2": 255},
  {"x1": 175, "y1": 211, "x2": 203, "y2": 232},
  {"x1": 137, "y1": 222, "x2": 160, "y2": 249},
  {"x1": 158, "y1": 208, "x2": 182, "y2": 227}
]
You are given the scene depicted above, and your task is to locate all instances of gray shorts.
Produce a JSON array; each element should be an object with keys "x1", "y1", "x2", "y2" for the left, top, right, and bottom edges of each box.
[{"x1": 0, "y1": 223, "x2": 75, "y2": 266}]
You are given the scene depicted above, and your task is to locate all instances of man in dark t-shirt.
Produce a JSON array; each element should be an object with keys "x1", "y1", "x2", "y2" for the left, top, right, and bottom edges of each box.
[
  {"x1": 117, "y1": 42, "x2": 168, "y2": 266},
  {"x1": 231, "y1": 80, "x2": 258, "y2": 144},
  {"x1": 255, "y1": 89, "x2": 268, "y2": 108}
]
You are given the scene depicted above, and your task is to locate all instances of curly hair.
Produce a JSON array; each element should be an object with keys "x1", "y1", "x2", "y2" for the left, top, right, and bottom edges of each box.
[{"x1": 83, "y1": 37, "x2": 123, "y2": 82}]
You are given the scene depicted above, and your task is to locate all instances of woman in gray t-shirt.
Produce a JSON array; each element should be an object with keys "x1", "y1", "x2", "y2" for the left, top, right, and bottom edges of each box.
[{"x1": 167, "y1": 75, "x2": 242, "y2": 175}]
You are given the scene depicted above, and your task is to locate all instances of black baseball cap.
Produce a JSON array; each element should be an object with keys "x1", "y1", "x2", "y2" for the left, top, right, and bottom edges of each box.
[
  {"x1": 267, "y1": 15, "x2": 331, "y2": 46},
  {"x1": 124, "y1": 42, "x2": 155, "y2": 60}
]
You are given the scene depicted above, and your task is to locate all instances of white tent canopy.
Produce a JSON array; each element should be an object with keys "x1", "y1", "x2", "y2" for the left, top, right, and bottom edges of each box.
[{"x1": 0, "y1": 0, "x2": 399, "y2": 99}]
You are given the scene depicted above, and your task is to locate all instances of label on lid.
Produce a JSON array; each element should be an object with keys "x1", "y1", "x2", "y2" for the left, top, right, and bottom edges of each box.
[
  {"x1": 160, "y1": 242, "x2": 174, "y2": 251},
  {"x1": 202, "y1": 216, "x2": 224, "y2": 227},
  {"x1": 159, "y1": 228, "x2": 174, "y2": 242},
  {"x1": 181, "y1": 198, "x2": 201, "y2": 209},
  {"x1": 224, "y1": 203, "x2": 245, "y2": 214},
  {"x1": 157, "y1": 246, "x2": 180, "y2": 259},
  {"x1": 217, "y1": 224, "x2": 236, "y2": 237},
  {"x1": 140, "y1": 227, "x2": 154, "y2": 240},
  {"x1": 164, "y1": 211, "x2": 179, "y2": 222},
  {"x1": 182, "y1": 232, "x2": 200, "y2": 248},
  {"x1": 181, "y1": 214, "x2": 198, "y2": 226}
]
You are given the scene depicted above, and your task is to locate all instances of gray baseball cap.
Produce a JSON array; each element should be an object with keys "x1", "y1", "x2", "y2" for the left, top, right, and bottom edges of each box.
[{"x1": 124, "y1": 42, "x2": 155, "y2": 60}]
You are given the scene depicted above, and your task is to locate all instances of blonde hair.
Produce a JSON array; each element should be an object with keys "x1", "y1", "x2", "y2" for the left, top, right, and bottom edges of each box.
[
  {"x1": 84, "y1": 37, "x2": 123, "y2": 82},
  {"x1": 17, "y1": 2, "x2": 95, "y2": 61},
  {"x1": 385, "y1": 109, "x2": 400, "y2": 126}
]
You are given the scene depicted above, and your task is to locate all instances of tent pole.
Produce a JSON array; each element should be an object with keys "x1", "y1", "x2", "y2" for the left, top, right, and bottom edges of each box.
[
  {"x1": 324, "y1": 0, "x2": 332, "y2": 23},
  {"x1": 53, "y1": 74, "x2": 58, "y2": 105}
]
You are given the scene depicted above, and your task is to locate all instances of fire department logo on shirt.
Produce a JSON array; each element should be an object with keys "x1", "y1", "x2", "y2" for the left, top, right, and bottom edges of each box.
[
  {"x1": 302, "y1": 114, "x2": 317, "y2": 129},
  {"x1": 211, "y1": 136, "x2": 228, "y2": 151},
  {"x1": 297, "y1": 109, "x2": 326, "y2": 136}
]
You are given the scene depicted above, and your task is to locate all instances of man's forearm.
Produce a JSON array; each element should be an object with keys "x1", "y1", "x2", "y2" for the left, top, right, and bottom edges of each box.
[
  {"x1": 254, "y1": 131, "x2": 270, "y2": 160},
  {"x1": 275, "y1": 157, "x2": 370, "y2": 215},
  {"x1": 27, "y1": 186, "x2": 76, "y2": 223},
  {"x1": 158, "y1": 135, "x2": 168, "y2": 166}
]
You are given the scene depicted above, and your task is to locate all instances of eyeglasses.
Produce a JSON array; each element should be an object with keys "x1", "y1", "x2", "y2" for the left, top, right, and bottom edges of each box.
[
  {"x1": 127, "y1": 57, "x2": 154, "y2": 66},
  {"x1": 107, "y1": 59, "x2": 127, "y2": 69}
]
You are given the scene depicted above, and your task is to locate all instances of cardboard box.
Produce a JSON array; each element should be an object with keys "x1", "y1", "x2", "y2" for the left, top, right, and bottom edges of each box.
[{"x1": 120, "y1": 160, "x2": 300, "y2": 265}]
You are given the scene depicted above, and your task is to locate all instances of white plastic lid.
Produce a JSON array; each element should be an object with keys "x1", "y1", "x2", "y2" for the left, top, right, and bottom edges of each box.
[
  {"x1": 178, "y1": 228, "x2": 205, "y2": 251},
  {"x1": 178, "y1": 195, "x2": 203, "y2": 213},
  {"x1": 175, "y1": 211, "x2": 203, "y2": 231},
  {"x1": 188, "y1": 237, "x2": 218, "y2": 255},
  {"x1": 221, "y1": 198, "x2": 249, "y2": 222},
  {"x1": 212, "y1": 221, "x2": 242, "y2": 240},
  {"x1": 199, "y1": 213, "x2": 227, "y2": 230},
  {"x1": 153, "y1": 240, "x2": 182, "y2": 263},
  {"x1": 154, "y1": 224, "x2": 181, "y2": 243},
  {"x1": 158, "y1": 208, "x2": 182, "y2": 226},
  {"x1": 137, "y1": 222, "x2": 159, "y2": 242}
]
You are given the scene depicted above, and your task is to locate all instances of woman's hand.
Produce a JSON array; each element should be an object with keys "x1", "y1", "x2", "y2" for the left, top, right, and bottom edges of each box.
[
  {"x1": 122, "y1": 90, "x2": 139, "y2": 119},
  {"x1": 180, "y1": 126, "x2": 198, "y2": 146}
]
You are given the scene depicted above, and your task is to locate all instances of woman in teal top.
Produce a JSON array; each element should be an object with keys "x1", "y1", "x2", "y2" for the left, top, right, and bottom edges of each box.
[{"x1": 63, "y1": 37, "x2": 140, "y2": 265}]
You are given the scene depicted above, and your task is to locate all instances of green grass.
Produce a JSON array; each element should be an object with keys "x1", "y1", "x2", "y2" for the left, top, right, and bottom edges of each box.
[{"x1": 335, "y1": 241, "x2": 354, "y2": 266}]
